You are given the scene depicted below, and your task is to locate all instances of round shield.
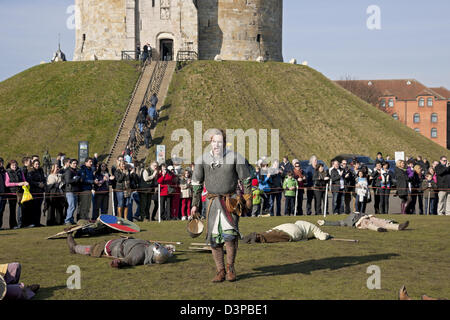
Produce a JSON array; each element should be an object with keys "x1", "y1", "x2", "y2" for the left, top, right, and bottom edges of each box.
[
  {"x1": 187, "y1": 218, "x2": 204, "y2": 238},
  {"x1": 99, "y1": 215, "x2": 140, "y2": 233},
  {"x1": 0, "y1": 275, "x2": 6, "y2": 300}
]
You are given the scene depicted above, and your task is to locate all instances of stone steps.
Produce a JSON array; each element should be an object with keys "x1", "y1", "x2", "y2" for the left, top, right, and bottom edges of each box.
[{"x1": 106, "y1": 62, "x2": 156, "y2": 167}]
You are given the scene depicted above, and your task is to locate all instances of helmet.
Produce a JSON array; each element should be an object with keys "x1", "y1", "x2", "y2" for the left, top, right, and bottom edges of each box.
[
  {"x1": 187, "y1": 218, "x2": 204, "y2": 238},
  {"x1": 152, "y1": 243, "x2": 172, "y2": 264}
]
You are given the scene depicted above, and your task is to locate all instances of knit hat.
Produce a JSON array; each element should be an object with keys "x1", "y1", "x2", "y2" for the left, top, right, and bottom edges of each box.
[{"x1": 252, "y1": 179, "x2": 259, "y2": 187}]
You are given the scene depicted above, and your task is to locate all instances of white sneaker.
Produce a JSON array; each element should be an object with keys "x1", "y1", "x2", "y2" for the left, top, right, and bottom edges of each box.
[{"x1": 181, "y1": 216, "x2": 186, "y2": 221}]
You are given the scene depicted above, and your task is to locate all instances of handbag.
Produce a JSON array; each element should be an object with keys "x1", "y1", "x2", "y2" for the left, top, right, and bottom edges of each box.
[{"x1": 21, "y1": 185, "x2": 33, "y2": 203}]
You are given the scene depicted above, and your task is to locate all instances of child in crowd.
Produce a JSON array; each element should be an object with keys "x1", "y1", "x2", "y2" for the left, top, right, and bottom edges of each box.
[
  {"x1": 283, "y1": 171, "x2": 298, "y2": 216},
  {"x1": 251, "y1": 178, "x2": 263, "y2": 217},
  {"x1": 355, "y1": 170, "x2": 370, "y2": 214},
  {"x1": 422, "y1": 173, "x2": 437, "y2": 215},
  {"x1": 179, "y1": 169, "x2": 193, "y2": 221}
]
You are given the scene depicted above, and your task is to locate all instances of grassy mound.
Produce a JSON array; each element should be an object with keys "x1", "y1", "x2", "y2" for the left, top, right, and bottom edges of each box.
[
  {"x1": 1, "y1": 215, "x2": 449, "y2": 300},
  {"x1": 0, "y1": 61, "x2": 140, "y2": 161},
  {"x1": 151, "y1": 61, "x2": 449, "y2": 164}
]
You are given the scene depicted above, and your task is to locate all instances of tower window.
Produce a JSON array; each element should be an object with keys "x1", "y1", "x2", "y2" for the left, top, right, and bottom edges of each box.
[
  {"x1": 413, "y1": 113, "x2": 420, "y2": 123},
  {"x1": 427, "y1": 98, "x2": 433, "y2": 107},
  {"x1": 257, "y1": 34, "x2": 261, "y2": 43}
]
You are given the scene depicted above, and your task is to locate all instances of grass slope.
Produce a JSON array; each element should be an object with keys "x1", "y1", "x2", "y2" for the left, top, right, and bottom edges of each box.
[
  {"x1": 0, "y1": 61, "x2": 140, "y2": 161},
  {"x1": 152, "y1": 61, "x2": 449, "y2": 163},
  {"x1": 0, "y1": 215, "x2": 449, "y2": 300}
]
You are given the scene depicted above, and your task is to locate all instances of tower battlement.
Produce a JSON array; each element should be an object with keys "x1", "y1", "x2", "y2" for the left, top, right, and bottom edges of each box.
[{"x1": 74, "y1": 0, "x2": 283, "y2": 62}]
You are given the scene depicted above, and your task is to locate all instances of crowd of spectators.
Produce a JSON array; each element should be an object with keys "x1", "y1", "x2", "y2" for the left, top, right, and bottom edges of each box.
[{"x1": 0, "y1": 151, "x2": 448, "y2": 230}]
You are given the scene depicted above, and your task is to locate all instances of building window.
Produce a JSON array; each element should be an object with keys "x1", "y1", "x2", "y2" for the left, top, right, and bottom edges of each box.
[
  {"x1": 431, "y1": 128, "x2": 438, "y2": 138},
  {"x1": 414, "y1": 128, "x2": 420, "y2": 133},
  {"x1": 431, "y1": 113, "x2": 438, "y2": 123},
  {"x1": 380, "y1": 99, "x2": 386, "y2": 108},
  {"x1": 388, "y1": 98, "x2": 394, "y2": 107},
  {"x1": 427, "y1": 98, "x2": 433, "y2": 107},
  {"x1": 392, "y1": 113, "x2": 399, "y2": 120},
  {"x1": 419, "y1": 98, "x2": 425, "y2": 107},
  {"x1": 413, "y1": 113, "x2": 420, "y2": 123}
]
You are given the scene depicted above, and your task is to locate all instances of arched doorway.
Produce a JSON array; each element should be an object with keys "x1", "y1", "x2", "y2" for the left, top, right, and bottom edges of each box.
[{"x1": 160, "y1": 39, "x2": 174, "y2": 61}]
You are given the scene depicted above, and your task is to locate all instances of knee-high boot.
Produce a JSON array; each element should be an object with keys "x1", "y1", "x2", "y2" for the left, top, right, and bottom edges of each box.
[
  {"x1": 211, "y1": 245, "x2": 226, "y2": 283},
  {"x1": 225, "y1": 239, "x2": 238, "y2": 282}
]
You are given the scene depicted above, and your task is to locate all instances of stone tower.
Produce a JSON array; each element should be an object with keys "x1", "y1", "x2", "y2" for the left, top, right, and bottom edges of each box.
[{"x1": 74, "y1": 0, "x2": 283, "y2": 62}]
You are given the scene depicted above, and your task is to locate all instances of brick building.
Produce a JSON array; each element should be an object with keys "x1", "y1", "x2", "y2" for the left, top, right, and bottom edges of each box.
[{"x1": 336, "y1": 79, "x2": 450, "y2": 149}]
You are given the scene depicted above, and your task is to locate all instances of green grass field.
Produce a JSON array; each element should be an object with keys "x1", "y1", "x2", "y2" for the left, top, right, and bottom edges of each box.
[
  {"x1": 150, "y1": 61, "x2": 449, "y2": 164},
  {"x1": 0, "y1": 61, "x2": 140, "y2": 161},
  {"x1": 1, "y1": 214, "x2": 448, "y2": 300}
]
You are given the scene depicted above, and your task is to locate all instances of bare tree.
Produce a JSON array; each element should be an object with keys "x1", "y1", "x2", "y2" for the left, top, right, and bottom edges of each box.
[{"x1": 337, "y1": 75, "x2": 383, "y2": 109}]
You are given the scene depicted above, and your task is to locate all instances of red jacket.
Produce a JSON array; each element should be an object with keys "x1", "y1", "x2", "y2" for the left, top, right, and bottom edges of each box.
[{"x1": 157, "y1": 172, "x2": 175, "y2": 196}]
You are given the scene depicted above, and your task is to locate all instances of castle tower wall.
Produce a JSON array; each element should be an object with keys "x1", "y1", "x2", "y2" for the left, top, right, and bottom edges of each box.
[
  {"x1": 198, "y1": 0, "x2": 283, "y2": 61},
  {"x1": 74, "y1": 0, "x2": 128, "y2": 61},
  {"x1": 138, "y1": 0, "x2": 198, "y2": 60}
]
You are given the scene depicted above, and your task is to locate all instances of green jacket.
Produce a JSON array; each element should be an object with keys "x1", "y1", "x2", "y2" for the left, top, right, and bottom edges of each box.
[
  {"x1": 252, "y1": 186, "x2": 263, "y2": 205},
  {"x1": 283, "y1": 177, "x2": 298, "y2": 197}
]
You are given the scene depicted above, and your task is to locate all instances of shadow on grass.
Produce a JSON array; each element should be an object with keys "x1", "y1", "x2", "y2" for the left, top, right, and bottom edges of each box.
[
  {"x1": 0, "y1": 233, "x2": 18, "y2": 236},
  {"x1": 239, "y1": 253, "x2": 400, "y2": 280},
  {"x1": 35, "y1": 285, "x2": 67, "y2": 300},
  {"x1": 159, "y1": 104, "x2": 171, "y2": 112}
]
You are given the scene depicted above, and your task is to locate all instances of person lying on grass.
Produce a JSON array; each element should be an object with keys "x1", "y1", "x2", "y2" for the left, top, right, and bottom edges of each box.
[
  {"x1": 317, "y1": 212, "x2": 409, "y2": 232},
  {"x1": 241, "y1": 220, "x2": 331, "y2": 244},
  {"x1": 67, "y1": 234, "x2": 174, "y2": 268},
  {"x1": 1, "y1": 262, "x2": 40, "y2": 300},
  {"x1": 399, "y1": 285, "x2": 447, "y2": 300}
]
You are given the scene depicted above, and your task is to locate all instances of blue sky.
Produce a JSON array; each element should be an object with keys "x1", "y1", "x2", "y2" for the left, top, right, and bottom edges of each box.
[{"x1": 1, "y1": 0, "x2": 449, "y2": 88}]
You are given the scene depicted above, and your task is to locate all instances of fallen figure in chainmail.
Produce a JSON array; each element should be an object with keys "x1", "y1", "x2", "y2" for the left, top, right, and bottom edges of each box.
[{"x1": 66, "y1": 234, "x2": 174, "y2": 268}]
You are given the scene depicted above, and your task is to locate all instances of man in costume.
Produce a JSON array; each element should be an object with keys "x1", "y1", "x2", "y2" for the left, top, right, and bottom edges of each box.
[
  {"x1": 317, "y1": 212, "x2": 409, "y2": 232},
  {"x1": 1, "y1": 262, "x2": 40, "y2": 300},
  {"x1": 67, "y1": 234, "x2": 173, "y2": 268},
  {"x1": 190, "y1": 129, "x2": 253, "y2": 283},
  {"x1": 242, "y1": 220, "x2": 331, "y2": 244}
]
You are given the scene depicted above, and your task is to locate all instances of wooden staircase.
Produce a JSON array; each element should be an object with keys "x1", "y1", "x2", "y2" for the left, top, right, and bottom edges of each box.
[
  {"x1": 135, "y1": 61, "x2": 176, "y2": 162},
  {"x1": 106, "y1": 62, "x2": 156, "y2": 167},
  {"x1": 105, "y1": 61, "x2": 176, "y2": 166}
]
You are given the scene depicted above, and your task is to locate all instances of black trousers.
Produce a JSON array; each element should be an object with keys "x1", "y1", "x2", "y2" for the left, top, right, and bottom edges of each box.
[
  {"x1": 296, "y1": 190, "x2": 304, "y2": 215},
  {"x1": 7, "y1": 197, "x2": 18, "y2": 229},
  {"x1": 373, "y1": 191, "x2": 381, "y2": 214},
  {"x1": 47, "y1": 197, "x2": 65, "y2": 226},
  {"x1": 139, "y1": 192, "x2": 152, "y2": 219},
  {"x1": 284, "y1": 196, "x2": 295, "y2": 216},
  {"x1": 93, "y1": 192, "x2": 109, "y2": 219},
  {"x1": 151, "y1": 193, "x2": 159, "y2": 220},
  {"x1": 159, "y1": 195, "x2": 171, "y2": 220},
  {"x1": 379, "y1": 188, "x2": 390, "y2": 214},
  {"x1": 306, "y1": 189, "x2": 315, "y2": 215},
  {"x1": 314, "y1": 191, "x2": 324, "y2": 215}
]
